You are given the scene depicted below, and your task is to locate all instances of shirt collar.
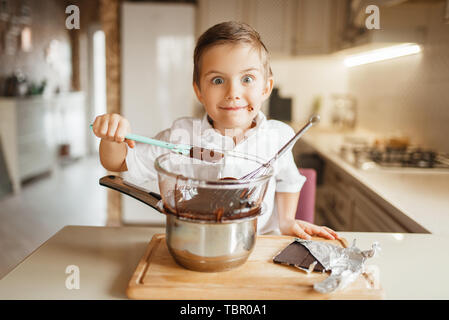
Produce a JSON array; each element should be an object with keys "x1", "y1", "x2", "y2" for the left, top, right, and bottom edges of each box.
[{"x1": 200, "y1": 111, "x2": 267, "y2": 136}]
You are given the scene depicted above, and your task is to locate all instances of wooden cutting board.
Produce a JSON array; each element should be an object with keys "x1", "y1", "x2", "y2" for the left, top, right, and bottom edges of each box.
[{"x1": 126, "y1": 234, "x2": 384, "y2": 300}]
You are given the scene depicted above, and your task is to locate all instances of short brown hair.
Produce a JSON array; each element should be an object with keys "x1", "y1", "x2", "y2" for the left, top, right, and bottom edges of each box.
[{"x1": 193, "y1": 21, "x2": 273, "y2": 88}]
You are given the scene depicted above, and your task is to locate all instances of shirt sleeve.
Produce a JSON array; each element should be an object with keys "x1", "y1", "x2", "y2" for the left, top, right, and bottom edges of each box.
[
  {"x1": 274, "y1": 125, "x2": 306, "y2": 193},
  {"x1": 124, "y1": 128, "x2": 171, "y2": 187}
]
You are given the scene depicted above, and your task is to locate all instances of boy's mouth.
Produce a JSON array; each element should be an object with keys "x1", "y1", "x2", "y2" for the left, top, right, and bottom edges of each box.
[{"x1": 218, "y1": 105, "x2": 249, "y2": 111}]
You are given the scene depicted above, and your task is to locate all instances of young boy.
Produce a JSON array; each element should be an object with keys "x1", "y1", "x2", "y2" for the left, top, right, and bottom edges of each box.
[{"x1": 93, "y1": 21, "x2": 339, "y2": 240}]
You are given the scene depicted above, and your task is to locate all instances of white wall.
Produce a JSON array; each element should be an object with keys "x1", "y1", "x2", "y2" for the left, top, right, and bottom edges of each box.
[{"x1": 270, "y1": 56, "x2": 348, "y2": 126}]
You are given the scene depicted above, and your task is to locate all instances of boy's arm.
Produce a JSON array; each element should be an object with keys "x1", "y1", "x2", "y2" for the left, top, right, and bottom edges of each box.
[
  {"x1": 275, "y1": 191, "x2": 340, "y2": 240},
  {"x1": 93, "y1": 113, "x2": 134, "y2": 172},
  {"x1": 275, "y1": 191, "x2": 301, "y2": 234},
  {"x1": 99, "y1": 139, "x2": 128, "y2": 172}
]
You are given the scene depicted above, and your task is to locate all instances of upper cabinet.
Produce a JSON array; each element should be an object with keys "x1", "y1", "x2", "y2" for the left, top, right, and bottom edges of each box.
[
  {"x1": 245, "y1": 0, "x2": 296, "y2": 57},
  {"x1": 335, "y1": 0, "x2": 439, "y2": 51},
  {"x1": 197, "y1": 0, "x2": 438, "y2": 56},
  {"x1": 294, "y1": 0, "x2": 347, "y2": 55},
  {"x1": 196, "y1": 0, "x2": 247, "y2": 36},
  {"x1": 197, "y1": 0, "x2": 348, "y2": 57}
]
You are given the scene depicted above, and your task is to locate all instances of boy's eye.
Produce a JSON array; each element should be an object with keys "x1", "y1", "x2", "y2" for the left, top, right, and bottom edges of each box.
[
  {"x1": 212, "y1": 77, "x2": 224, "y2": 85},
  {"x1": 242, "y1": 75, "x2": 254, "y2": 84}
]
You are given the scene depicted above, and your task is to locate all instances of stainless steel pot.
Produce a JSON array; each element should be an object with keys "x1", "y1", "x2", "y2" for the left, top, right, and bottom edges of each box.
[
  {"x1": 99, "y1": 153, "x2": 273, "y2": 272},
  {"x1": 165, "y1": 214, "x2": 258, "y2": 272}
]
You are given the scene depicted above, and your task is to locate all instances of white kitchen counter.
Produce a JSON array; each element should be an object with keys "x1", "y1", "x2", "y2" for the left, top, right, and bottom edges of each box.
[
  {"x1": 298, "y1": 126, "x2": 449, "y2": 235},
  {"x1": 0, "y1": 225, "x2": 448, "y2": 299}
]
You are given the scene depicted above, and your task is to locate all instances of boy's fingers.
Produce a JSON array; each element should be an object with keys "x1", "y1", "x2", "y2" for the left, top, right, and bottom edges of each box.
[
  {"x1": 322, "y1": 226, "x2": 339, "y2": 239},
  {"x1": 315, "y1": 226, "x2": 335, "y2": 240},
  {"x1": 323, "y1": 226, "x2": 340, "y2": 239},
  {"x1": 99, "y1": 116, "x2": 109, "y2": 136},
  {"x1": 305, "y1": 224, "x2": 334, "y2": 240},
  {"x1": 293, "y1": 223, "x2": 311, "y2": 240},
  {"x1": 125, "y1": 139, "x2": 135, "y2": 148},
  {"x1": 92, "y1": 117, "x2": 99, "y2": 133},
  {"x1": 305, "y1": 223, "x2": 335, "y2": 240},
  {"x1": 322, "y1": 230, "x2": 335, "y2": 240},
  {"x1": 115, "y1": 120, "x2": 128, "y2": 143},
  {"x1": 93, "y1": 116, "x2": 107, "y2": 137},
  {"x1": 107, "y1": 117, "x2": 119, "y2": 141}
]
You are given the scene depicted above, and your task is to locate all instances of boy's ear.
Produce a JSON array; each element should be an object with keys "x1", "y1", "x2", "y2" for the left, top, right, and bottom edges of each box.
[
  {"x1": 193, "y1": 82, "x2": 204, "y2": 104},
  {"x1": 261, "y1": 77, "x2": 274, "y2": 102}
]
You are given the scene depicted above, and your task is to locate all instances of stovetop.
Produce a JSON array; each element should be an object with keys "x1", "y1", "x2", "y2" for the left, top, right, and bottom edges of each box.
[{"x1": 339, "y1": 145, "x2": 449, "y2": 171}]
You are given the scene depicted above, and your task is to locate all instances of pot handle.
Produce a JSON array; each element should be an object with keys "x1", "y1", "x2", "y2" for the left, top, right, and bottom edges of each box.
[{"x1": 99, "y1": 175, "x2": 164, "y2": 214}]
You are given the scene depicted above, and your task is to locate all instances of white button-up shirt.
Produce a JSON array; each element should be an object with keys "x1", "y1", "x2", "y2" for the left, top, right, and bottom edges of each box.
[{"x1": 125, "y1": 111, "x2": 305, "y2": 234}]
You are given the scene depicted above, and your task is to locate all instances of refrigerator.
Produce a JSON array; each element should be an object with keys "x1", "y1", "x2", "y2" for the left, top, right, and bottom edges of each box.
[{"x1": 121, "y1": 2, "x2": 196, "y2": 225}]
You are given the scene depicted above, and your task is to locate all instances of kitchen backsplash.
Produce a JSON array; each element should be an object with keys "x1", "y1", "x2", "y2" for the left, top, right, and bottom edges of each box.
[
  {"x1": 347, "y1": 2, "x2": 449, "y2": 153},
  {"x1": 270, "y1": 56, "x2": 348, "y2": 126}
]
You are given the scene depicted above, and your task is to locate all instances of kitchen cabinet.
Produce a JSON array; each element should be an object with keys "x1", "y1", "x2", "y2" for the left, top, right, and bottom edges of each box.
[
  {"x1": 196, "y1": 0, "x2": 347, "y2": 56},
  {"x1": 315, "y1": 161, "x2": 354, "y2": 231},
  {"x1": 294, "y1": 0, "x2": 348, "y2": 55},
  {"x1": 16, "y1": 97, "x2": 55, "y2": 181},
  {"x1": 53, "y1": 92, "x2": 87, "y2": 159},
  {"x1": 0, "y1": 92, "x2": 87, "y2": 193},
  {"x1": 351, "y1": 187, "x2": 409, "y2": 233},
  {"x1": 315, "y1": 161, "x2": 411, "y2": 233},
  {"x1": 0, "y1": 99, "x2": 20, "y2": 193},
  {"x1": 197, "y1": 0, "x2": 294, "y2": 56},
  {"x1": 245, "y1": 0, "x2": 296, "y2": 57},
  {"x1": 316, "y1": 184, "x2": 353, "y2": 230},
  {"x1": 337, "y1": 0, "x2": 433, "y2": 51},
  {"x1": 196, "y1": 0, "x2": 246, "y2": 36}
]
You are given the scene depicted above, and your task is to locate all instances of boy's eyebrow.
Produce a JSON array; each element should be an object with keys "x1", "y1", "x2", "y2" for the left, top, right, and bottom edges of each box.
[{"x1": 203, "y1": 67, "x2": 261, "y2": 77}]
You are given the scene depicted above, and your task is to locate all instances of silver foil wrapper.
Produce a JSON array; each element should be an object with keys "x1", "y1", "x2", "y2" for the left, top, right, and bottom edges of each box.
[{"x1": 295, "y1": 238, "x2": 380, "y2": 294}]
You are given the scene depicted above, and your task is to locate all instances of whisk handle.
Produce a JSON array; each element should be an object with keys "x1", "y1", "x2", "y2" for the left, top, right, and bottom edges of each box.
[
  {"x1": 271, "y1": 115, "x2": 320, "y2": 162},
  {"x1": 239, "y1": 116, "x2": 319, "y2": 180}
]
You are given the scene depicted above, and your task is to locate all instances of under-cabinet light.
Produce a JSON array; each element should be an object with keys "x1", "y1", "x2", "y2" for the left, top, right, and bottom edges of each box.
[{"x1": 344, "y1": 43, "x2": 421, "y2": 67}]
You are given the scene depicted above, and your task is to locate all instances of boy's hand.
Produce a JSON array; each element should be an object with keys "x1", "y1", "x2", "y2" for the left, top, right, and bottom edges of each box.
[
  {"x1": 92, "y1": 113, "x2": 135, "y2": 148},
  {"x1": 280, "y1": 219, "x2": 340, "y2": 240}
]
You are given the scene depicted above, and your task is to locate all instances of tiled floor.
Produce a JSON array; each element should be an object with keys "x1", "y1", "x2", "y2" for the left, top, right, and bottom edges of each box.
[{"x1": 0, "y1": 156, "x2": 108, "y2": 279}]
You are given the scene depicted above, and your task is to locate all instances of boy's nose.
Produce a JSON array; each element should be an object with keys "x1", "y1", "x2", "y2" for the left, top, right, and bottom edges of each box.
[
  {"x1": 225, "y1": 95, "x2": 240, "y2": 100},
  {"x1": 225, "y1": 81, "x2": 242, "y2": 100}
]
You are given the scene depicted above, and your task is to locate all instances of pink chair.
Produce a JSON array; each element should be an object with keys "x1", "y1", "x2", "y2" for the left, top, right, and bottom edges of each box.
[{"x1": 295, "y1": 168, "x2": 316, "y2": 223}]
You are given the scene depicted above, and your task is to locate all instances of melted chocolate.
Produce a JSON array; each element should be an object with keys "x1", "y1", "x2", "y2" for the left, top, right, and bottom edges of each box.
[
  {"x1": 189, "y1": 146, "x2": 224, "y2": 163},
  {"x1": 169, "y1": 186, "x2": 258, "y2": 221},
  {"x1": 164, "y1": 176, "x2": 260, "y2": 222}
]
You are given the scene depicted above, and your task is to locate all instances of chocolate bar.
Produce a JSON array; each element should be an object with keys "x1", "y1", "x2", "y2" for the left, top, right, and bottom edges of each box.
[{"x1": 273, "y1": 241, "x2": 325, "y2": 272}]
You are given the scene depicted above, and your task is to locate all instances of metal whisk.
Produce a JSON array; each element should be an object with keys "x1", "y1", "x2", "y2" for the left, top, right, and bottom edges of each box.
[
  {"x1": 209, "y1": 115, "x2": 321, "y2": 217},
  {"x1": 239, "y1": 115, "x2": 321, "y2": 180}
]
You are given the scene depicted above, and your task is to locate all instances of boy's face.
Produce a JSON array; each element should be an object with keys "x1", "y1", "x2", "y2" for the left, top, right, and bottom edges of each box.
[{"x1": 193, "y1": 43, "x2": 273, "y2": 132}]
